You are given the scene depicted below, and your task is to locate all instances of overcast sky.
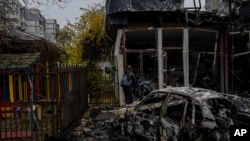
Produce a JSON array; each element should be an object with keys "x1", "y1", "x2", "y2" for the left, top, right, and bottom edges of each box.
[{"x1": 21, "y1": 0, "x2": 205, "y2": 28}]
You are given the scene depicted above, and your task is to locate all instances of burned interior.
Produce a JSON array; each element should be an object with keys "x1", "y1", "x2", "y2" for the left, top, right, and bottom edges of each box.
[
  {"x1": 105, "y1": 0, "x2": 250, "y2": 96},
  {"x1": 125, "y1": 29, "x2": 219, "y2": 89},
  {"x1": 123, "y1": 17, "x2": 250, "y2": 95}
]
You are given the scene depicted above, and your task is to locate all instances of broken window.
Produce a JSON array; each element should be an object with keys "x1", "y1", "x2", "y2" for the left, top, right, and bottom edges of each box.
[
  {"x1": 165, "y1": 94, "x2": 187, "y2": 125},
  {"x1": 132, "y1": 92, "x2": 167, "y2": 138},
  {"x1": 194, "y1": 104, "x2": 203, "y2": 125},
  {"x1": 137, "y1": 92, "x2": 167, "y2": 116}
]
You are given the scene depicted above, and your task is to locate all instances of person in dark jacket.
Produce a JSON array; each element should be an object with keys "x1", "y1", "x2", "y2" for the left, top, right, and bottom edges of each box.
[{"x1": 122, "y1": 65, "x2": 137, "y2": 105}]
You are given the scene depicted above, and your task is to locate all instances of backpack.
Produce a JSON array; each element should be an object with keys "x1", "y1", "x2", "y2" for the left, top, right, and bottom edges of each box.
[
  {"x1": 121, "y1": 74, "x2": 132, "y2": 87},
  {"x1": 142, "y1": 82, "x2": 153, "y2": 96}
]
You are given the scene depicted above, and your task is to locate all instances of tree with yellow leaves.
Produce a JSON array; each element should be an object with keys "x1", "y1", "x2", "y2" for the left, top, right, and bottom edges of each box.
[{"x1": 57, "y1": 4, "x2": 112, "y2": 65}]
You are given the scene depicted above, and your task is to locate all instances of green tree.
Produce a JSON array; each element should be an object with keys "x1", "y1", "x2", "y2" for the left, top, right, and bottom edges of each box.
[
  {"x1": 57, "y1": 4, "x2": 114, "y2": 99},
  {"x1": 57, "y1": 4, "x2": 112, "y2": 65},
  {"x1": 56, "y1": 24, "x2": 76, "y2": 63},
  {"x1": 78, "y1": 4, "x2": 106, "y2": 63}
]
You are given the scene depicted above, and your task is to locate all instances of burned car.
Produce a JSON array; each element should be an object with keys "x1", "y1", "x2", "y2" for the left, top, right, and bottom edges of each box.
[{"x1": 113, "y1": 87, "x2": 250, "y2": 141}]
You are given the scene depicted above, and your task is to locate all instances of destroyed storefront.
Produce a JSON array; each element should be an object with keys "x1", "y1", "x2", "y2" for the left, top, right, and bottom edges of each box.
[
  {"x1": 104, "y1": 0, "x2": 250, "y2": 105},
  {"x1": 124, "y1": 29, "x2": 219, "y2": 89}
]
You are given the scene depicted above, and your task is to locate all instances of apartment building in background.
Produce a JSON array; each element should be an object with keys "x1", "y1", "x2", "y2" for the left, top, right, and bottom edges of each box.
[
  {"x1": 0, "y1": 0, "x2": 59, "y2": 43},
  {"x1": 45, "y1": 19, "x2": 60, "y2": 43},
  {"x1": 24, "y1": 8, "x2": 46, "y2": 38}
]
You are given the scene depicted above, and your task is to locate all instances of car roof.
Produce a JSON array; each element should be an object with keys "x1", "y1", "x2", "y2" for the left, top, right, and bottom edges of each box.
[{"x1": 154, "y1": 87, "x2": 225, "y2": 101}]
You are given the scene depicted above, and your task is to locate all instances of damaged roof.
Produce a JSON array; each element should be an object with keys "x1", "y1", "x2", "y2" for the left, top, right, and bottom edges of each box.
[
  {"x1": 106, "y1": 0, "x2": 186, "y2": 14},
  {"x1": 105, "y1": 0, "x2": 250, "y2": 39},
  {"x1": 0, "y1": 52, "x2": 40, "y2": 69}
]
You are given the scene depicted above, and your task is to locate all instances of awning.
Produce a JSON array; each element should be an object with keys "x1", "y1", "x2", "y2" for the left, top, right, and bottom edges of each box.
[{"x1": 106, "y1": 0, "x2": 184, "y2": 15}]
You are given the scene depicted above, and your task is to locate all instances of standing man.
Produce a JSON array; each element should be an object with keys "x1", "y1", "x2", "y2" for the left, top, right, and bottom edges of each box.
[{"x1": 121, "y1": 65, "x2": 137, "y2": 105}]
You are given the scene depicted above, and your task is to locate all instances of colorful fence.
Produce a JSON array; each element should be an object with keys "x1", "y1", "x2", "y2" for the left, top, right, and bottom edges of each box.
[{"x1": 0, "y1": 63, "x2": 88, "y2": 140}]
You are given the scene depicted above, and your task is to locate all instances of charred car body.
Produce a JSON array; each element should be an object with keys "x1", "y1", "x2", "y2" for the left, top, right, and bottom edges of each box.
[{"x1": 112, "y1": 87, "x2": 250, "y2": 141}]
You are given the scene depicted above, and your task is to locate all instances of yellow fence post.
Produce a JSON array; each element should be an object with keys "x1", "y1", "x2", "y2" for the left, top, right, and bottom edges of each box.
[
  {"x1": 9, "y1": 75, "x2": 14, "y2": 102},
  {"x1": 18, "y1": 75, "x2": 23, "y2": 101}
]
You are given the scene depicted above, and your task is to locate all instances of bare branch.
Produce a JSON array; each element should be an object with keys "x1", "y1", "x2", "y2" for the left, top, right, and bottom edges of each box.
[{"x1": 22, "y1": 0, "x2": 72, "y2": 9}]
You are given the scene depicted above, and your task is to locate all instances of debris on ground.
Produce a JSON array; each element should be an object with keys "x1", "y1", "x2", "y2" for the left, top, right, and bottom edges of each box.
[{"x1": 70, "y1": 107, "x2": 137, "y2": 141}]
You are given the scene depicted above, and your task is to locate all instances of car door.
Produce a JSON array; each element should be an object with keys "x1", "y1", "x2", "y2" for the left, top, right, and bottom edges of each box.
[
  {"x1": 159, "y1": 93, "x2": 188, "y2": 141},
  {"x1": 132, "y1": 92, "x2": 168, "y2": 140}
]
